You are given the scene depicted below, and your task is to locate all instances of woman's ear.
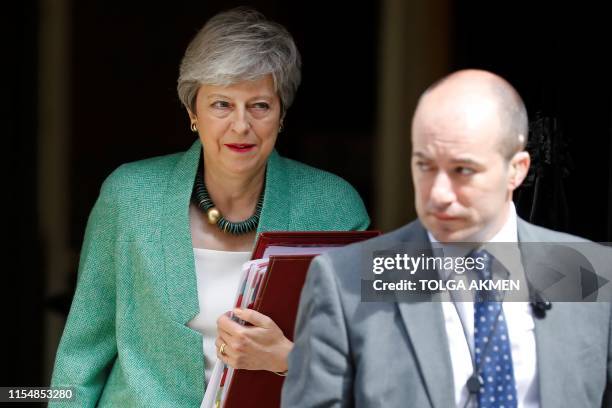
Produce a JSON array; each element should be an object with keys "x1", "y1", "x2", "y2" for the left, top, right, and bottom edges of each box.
[
  {"x1": 508, "y1": 150, "x2": 531, "y2": 191},
  {"x1": 187, "y1": 109, "x2": 199, "y2": 133},
  {"x1": 187, "y1": 109, "x2": 197, "y2": 123}
]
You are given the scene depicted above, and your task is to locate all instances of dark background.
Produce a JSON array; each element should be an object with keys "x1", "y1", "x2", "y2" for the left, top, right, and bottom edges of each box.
[{"x1": 5, "y1": 0, "x2": 612, "y2": 388}]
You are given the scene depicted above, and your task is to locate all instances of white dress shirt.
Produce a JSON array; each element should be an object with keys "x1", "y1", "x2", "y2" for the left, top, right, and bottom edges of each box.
[
  {"x1": 187, "y1": 248, "x2": 251, "y2": 384},
  {"x1": 430, "y1": 203, "x2": 540, "y2": 408}
]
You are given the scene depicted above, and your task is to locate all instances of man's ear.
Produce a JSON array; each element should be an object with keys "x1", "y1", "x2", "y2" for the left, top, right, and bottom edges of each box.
[{"x1": 508, "y1": 151, "x2": 531, "y2": 191}]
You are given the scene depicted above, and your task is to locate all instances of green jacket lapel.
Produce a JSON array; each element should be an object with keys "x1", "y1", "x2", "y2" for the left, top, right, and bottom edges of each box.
[
  {"x1": 162, "y1": 140, "x2": 201, "y2": 324},
  {"x1": 257, "y1": 150, "x2": 291, "y2": 233}
]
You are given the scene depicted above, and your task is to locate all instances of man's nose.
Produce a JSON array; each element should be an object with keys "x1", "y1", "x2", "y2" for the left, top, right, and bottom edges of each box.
[{"x1": 429, "y1": 171, "x2": 455, "y2": 208}]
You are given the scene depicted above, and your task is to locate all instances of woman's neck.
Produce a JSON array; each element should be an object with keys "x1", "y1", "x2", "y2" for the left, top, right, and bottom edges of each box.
[{"x1": 203, "y1": 165, "x2": 266, "y2": 222}]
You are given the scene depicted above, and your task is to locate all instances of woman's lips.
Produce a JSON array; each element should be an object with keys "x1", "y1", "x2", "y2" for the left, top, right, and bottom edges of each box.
[{"x1": 225, "y1": 143, "x2": 256, "y2": 153}]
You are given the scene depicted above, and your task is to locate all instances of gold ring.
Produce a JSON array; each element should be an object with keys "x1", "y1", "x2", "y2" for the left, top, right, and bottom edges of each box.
[{"x1": 219, "y1": 343, "x2": 227, "y2": 356}]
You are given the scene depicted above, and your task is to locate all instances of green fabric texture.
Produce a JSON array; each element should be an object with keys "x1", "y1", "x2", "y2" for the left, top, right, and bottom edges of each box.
[{"x1": 50, "y1": 139, "x2": 370, "y2": 407}]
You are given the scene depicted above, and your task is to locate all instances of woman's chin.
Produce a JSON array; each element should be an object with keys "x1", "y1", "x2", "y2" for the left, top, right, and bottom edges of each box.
[{"x1": 222, "y1": 158, "x2": 266, "y2": 177}]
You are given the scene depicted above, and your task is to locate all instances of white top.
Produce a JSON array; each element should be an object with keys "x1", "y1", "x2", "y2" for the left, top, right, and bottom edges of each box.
[
  {"x1": 187, "y1": 248, "x2": 251, "y2": 384},
  {"x1": 430, "y1": 203, "x2": 539, "y2": 408}
]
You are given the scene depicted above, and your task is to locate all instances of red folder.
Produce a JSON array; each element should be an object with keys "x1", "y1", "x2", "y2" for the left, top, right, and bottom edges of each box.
[{"x1": 223, "y1": 230, "x2": 380, "y2": 408}]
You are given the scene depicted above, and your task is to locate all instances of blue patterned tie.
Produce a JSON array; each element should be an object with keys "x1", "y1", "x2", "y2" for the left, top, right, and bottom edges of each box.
[{"x1": 472, "y1": 250, "x2": 518, "y2": 408}]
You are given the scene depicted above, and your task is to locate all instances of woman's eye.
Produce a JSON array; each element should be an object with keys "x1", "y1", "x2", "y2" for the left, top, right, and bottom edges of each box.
[
  {"x1": 251, "y1": 102, "x2": 270, "y2": 110},
  {"x1": 211, "y1": 101, "x2": 230, "y2": 109}
]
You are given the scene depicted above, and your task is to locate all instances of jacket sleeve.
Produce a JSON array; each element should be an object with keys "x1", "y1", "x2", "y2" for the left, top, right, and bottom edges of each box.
[
  {"x1": 603, "y1": 302, "x2": 612, "y2": 407},
  {"x1": 281, "y1": 254, "x2": 354, "y2": 407},
  {"x1": 346, "y1": 190, "x2": 370, "y2": 232},
  {"x1": 50, "y1": 175, "x2": 120, "y2": 407},
  {"x1": 330, "y1": 178, "x2": 371, "y2": 232}
]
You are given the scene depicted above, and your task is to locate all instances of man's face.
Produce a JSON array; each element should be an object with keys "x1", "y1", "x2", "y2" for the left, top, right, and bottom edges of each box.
[{"x1": 411, "y1": 97, "x2": 516, "y2": 243}]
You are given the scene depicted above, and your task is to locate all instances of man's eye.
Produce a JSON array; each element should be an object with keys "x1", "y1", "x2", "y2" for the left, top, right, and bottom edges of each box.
[
  {"x1": 211, "y1": 101, "x2": 230, "y2": 109},
  {"x1": 416, "y1": 162, "x2": 432, "y2": 171},
  {"x1": 455, "y1": 167, "x2": 475, "y2": 175}
]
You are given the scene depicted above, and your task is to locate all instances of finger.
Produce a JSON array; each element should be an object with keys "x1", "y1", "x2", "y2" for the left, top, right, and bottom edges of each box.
[
  {"x1": 217, "y1": 348, "x2": 228, "y2": 364},
  {"x1": 233, "y1": 308, "x2": 273, "y2": 328},
  {"x1": 218, "y1": 321, "x2": 244, "y2": 338},
  {"x1": 215, "y1": 339, "x2": 231, "y2": 361},
  {"x1": 217, "y1": 313, "x2": 244, "y2": 334},
  {"x1": 217, "y1": 327, "x2": 234, "y2": 342},
  {"x1": 215, "y1": 332, "x2": 234, "y2": 350},
  {"x1": 215, "y1": 336, "x2": 226, "y2": 351}
]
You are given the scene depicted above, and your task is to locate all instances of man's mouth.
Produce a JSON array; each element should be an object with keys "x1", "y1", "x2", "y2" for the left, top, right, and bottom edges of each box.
[{"x1": 432, "y1": 213, "x2": 460, "y2": 221}]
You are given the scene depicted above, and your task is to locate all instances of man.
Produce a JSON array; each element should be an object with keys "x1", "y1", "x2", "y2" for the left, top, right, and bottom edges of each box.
[{"x1": 282, "y1": 70, "x2": 612, "y2": 407}]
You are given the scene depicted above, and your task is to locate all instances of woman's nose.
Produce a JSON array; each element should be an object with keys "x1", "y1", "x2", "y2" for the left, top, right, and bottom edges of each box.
[{"x1": 231, "y1": 108, "x2": 250, "y2": 135}]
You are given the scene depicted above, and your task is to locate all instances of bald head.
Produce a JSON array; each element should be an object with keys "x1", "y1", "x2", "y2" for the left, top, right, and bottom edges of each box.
[
  {"x1": 414, "y1": 69, "x2": 528, "y2": 159},
  {"x1": 410, "y1": 69, "x2": 532, "y2": 242}
]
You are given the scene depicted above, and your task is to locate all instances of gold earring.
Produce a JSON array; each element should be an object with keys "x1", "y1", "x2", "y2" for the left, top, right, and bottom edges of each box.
[
  {"x1": 278, "y1": 122, "x2": 284, "y2": 133},
  {"x1": 191, "y1": 122, "x2": 198, "y2": 133}
]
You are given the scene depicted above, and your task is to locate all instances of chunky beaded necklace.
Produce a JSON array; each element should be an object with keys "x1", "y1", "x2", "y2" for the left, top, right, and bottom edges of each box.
[{"x1": 192, "y1": 158, "x2": 264, "y2": 235}]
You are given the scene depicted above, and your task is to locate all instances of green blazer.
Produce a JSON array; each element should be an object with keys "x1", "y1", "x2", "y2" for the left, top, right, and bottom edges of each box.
[{"x1": 50, "y1": 140, "x2": 370, "y2": 407}]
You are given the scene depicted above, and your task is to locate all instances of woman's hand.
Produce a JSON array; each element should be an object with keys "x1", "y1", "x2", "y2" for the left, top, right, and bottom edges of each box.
[{"x1": 215, "y1": 308, "x2": 293, "y2": 372}]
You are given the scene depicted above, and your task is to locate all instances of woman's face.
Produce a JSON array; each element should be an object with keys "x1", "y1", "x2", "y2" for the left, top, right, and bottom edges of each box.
[{"x1": 190, "y1": 74, "x2": 281, "y2": 178}]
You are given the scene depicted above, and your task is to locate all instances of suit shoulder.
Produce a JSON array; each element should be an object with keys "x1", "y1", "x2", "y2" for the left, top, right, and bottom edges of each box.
[
  {"x1": 101, "y1": 152, "x2": 183, "y2": 195},
  {"x1": 280, "y1": 156, "x2": 357, "y2": 194},
  {"x1": 278, "y1": 156, "x2": 369, "y2": 229},
  {"x1": 331, "y1": 221, "x2": 424, "y2": 255},
  {"x1": 93, "y1": 151, "x2": 185, "y2": 241},
  {"x1": 518, "y1": 219, "x2": 592, "y2": 243},
  {"x1": 319, "y1": 221, "x2": 424, "y2": 281}
]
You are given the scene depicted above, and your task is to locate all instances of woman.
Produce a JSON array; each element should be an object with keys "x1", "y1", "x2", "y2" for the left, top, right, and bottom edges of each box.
[{"x1": 50, "y1": 7, "x2": 369, "y2": 407}]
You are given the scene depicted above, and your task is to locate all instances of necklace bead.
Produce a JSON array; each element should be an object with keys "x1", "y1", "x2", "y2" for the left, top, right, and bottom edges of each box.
[
  {"x1": 192, "y1": 156, "x2": 264, "y2": 235},
  {"x1": 206, "y1": 208, "x2": 221, "y2": 224}
]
